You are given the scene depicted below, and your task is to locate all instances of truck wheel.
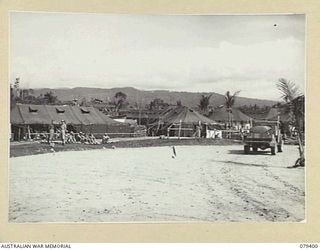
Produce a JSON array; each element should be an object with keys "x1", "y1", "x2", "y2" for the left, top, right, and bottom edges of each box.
[
  {"x1": 253, "y1": 147, "x2": 258, "y2": 152},
  {"x1": 271, "y1": 146, "x2": 276, "y2": 155},
  {"x1": 244, "y1": 145, "x2": 250, "y2": 154}
]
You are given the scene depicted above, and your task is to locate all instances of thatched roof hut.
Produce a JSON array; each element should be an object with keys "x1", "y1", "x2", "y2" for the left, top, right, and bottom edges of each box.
[{"x1": 208, "y1": 107, "x2": 252, "y2": 123}]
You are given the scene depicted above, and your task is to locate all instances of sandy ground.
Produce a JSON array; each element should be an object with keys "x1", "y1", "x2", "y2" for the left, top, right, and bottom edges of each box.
[{"x1": 9, "y1": 145, "x2": 305, "y2": 223}]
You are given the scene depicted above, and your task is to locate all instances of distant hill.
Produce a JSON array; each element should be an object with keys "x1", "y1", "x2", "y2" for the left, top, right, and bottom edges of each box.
[{"x1": 31, "y1": 87, "x2": 277, "y2": 108}]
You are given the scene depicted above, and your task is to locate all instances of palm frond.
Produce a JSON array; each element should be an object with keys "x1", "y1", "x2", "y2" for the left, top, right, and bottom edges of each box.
[
  {"x1": 277, "y1": 78, "x2": 301, "y2": 102},
  {"x1": 199, "y1": 94, "x2": 212, "y2": 111},
  {"x1": 276, "y1": 79, "x2": 305, "y2": 166},
  {"x1": 232, "y1": 90, "x2": 241, "y2": 97}
]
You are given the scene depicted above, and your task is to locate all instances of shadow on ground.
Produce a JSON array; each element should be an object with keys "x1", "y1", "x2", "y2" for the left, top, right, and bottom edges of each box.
[
  {"x1": 228, "y1": 149, "x2": 272, "y2": 155},
  {"x1": 210, "y1": 159, "x2": 287, "y2": 169}
]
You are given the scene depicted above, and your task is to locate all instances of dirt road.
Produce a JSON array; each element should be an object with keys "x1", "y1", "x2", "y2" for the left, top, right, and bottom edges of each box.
[{"x1": 9, "y1": 145, "x2": 305, "y2": 222}]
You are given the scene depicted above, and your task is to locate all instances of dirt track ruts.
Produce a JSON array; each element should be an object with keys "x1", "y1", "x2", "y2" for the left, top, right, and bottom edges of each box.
[{"x1": 9, "y1": 145, "x2": 305, "y2": 222}]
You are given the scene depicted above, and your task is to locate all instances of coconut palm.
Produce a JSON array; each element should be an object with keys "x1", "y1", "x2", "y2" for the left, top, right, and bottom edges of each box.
[
  {"x1": 43, "y1": 91, "x2": 58, "y2": 104},
  {"x1": 10, "y1": 84, "x2": 16, "y2": 109},
  {"x1": 199, "y1": 94, "x2": 212, "y2": 113},
  {"x1": 276, "y1": 78, "x2": 305, "y2": 167},
  {"x1": 114, "y1": 91, "x2": 127, "y2": 113},
  {"x1": 224, "y1": 90, "x2": 240, "y2": 129},
  {"x1": 224, "y1": 90, "x2": 241, "y2": 109}
]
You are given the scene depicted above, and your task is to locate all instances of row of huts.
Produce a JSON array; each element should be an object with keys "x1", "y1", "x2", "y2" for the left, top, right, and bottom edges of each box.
[
  {"x1": 10, "y1": 103, "x2": 285, "y2": 141},
  {"x1": 147, "y1": 105, "x2": 253, "y2": 137}
]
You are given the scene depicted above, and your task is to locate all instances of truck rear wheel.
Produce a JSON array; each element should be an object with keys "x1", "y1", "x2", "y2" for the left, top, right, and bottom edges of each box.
[
  {"x1": 253, "y1": 146, "x2": 258, "y2": 152},
  {"x1": 244, "y1": 145, "x2": 250, "y2": 154},
  {"x1": 271, "y1": 146, "x2": 276, "y2": 155}
]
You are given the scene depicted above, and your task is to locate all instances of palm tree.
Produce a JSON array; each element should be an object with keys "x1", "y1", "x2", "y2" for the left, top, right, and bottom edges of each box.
[
  {"x1": 224, "y1": 90, "x2": 241, "y2": 130},
  {"x1": 276, "y1": 78, "x2": 305, "y2": 167},
  {"x1": 10, "y1": 84, "x2": 16, "y2": 109},
  {"x1": 224, "y1": 90, "x2": 241, "y2": 109},
  {"x1": 199, "y1": 94, "x2": 212, "y2": 113},
  {"x1": 43, "y1": 91, "x2": 58, "y2": 104},
  {"x1": 114, "y1": 91, "x2": 127, "y2": 113}
]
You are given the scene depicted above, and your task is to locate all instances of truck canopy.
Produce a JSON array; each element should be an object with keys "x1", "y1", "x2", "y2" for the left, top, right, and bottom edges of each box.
[{"x1": 250, "y1": 126, "x2": 272, "y2": 133}]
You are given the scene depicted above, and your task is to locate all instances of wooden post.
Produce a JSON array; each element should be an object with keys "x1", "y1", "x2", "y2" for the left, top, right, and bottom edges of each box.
[
  {"x1": 227, "y1": 111, "x2": 231, "y2": 139},
  {"x1": 27, "y1": 125, "x2": 31, "y2": 140},
  {"x1": 157, "y1": 120, "x2": 160, "y2": 134},
  {"x1": 18, "y1": 127, "x2": 21, "y2": 141},
  {"x1": 205, "y1": 124, "x2": 208, "y2": 139},
  {"x1": 178, "y1": 120, "x2": 182, "y2": 138},
  {"x1": 138, "y1": 109, "x2": 141, "y2": 125}
]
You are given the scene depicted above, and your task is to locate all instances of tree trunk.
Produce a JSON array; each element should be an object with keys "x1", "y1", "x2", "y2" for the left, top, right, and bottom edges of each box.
[
  {"x1": 228, "y1": 111, "x2": 231, "y2": 139},
  {"x1": 295, "y1": 118, "x2": 305, "y2": 167},
  {"x1": 178, "y1": 120, "x2": 182, "y2": 138}
]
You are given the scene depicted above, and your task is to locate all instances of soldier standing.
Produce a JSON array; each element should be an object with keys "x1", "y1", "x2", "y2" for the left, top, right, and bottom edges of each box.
[{"x1": 60, "y1": 120, "x2": 67, "y2": 145}]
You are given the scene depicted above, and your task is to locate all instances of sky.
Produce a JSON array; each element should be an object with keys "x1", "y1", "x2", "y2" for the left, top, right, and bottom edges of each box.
[{"x1": 10, "y1": 12, "x2": 305, "y2": 101}]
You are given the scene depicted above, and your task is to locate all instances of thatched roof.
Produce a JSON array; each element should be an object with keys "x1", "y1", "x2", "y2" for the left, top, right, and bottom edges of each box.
[
  {"x1": 159, "y1": 106, "x2": 214, "y2": 124},
  {"x1": 208, "y1": 107, "x2": 252, "y2": 122},
  {"x1": 264, "y1": 107, "x2": 291, "y2": 122}
]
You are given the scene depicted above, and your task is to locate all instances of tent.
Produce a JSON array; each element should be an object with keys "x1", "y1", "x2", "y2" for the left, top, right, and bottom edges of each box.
[
  {"x1": 11, "y1": 104, "x2": 52, "y2": 125},
  {"x1": 264, "y1": 107, "x2": 291, "y2": 122},
  {"x1": 10, "y1": 104, "x2": 131, "y2": 140},
  {"x1": 206, "y1": 107, "x2": 252, "y2": 139},
  {"x1": 160, "y1": 105, "x2": 214, "y2": 124},
  {"x1": 11, "y1": 104, "x2": 54, "y2": 140},
  {"x1": 151, "y1": 106, "x2": 215, "y2": 137},
  {"x1": 45, "y1": 105, "x2": 83, "y2": 126},
  {"x1": 208, "y1": 107, "x2": 252, "y2": 123}
]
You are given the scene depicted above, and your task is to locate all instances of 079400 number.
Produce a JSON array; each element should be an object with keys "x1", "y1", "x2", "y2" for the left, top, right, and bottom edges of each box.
[{"x1": 300, "y1": 244, "x2": 319, "y2": 248}]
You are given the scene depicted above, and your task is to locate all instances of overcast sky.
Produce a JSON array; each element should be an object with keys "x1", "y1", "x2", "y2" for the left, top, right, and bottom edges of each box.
[{"x1": 10, "y1": 12, "x2": 305, "y2": 101}]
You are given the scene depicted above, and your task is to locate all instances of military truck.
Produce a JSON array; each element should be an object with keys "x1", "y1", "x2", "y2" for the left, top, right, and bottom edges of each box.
[{"x1": 243, "y1": 120, "x2": 283, "y2": 155}]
